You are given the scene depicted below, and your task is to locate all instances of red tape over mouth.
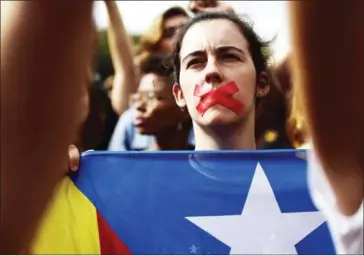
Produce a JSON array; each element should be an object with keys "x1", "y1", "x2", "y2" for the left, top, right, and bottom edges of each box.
[{"x1": 193, "y1": 81, "x2": 244, "y2": 116}]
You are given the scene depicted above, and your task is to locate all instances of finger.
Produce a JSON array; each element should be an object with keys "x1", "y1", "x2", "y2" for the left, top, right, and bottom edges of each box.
[
  {"x1": 188, "y1": 1, "x2": 199, "y2": 13},
  {"x1": 188, "y1": 1, "x2": 218, "y2": 14},
  {"x1": 198, "y1": 0, "x2": 216, "y2": 8},
  {"x1": 68, "y1": 145, "x2": 80, "y2": 172}
]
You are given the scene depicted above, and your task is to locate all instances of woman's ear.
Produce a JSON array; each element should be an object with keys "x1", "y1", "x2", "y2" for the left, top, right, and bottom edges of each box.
[
  {"x1": 172, "y1": 83, "x2": 187, "y2": 109},
  {"x1": 256, "y1": 71, "x2": 270, "y2": 98}
]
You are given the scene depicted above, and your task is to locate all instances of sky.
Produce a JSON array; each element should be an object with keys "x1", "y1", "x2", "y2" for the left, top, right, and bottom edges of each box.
[{"x1": 93, "y1": 1, "x2": 291, "y2": 61}]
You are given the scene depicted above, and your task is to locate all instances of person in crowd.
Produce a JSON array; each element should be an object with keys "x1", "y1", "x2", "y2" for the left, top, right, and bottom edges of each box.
[
  {"x1": 135, "y1": 6, "x2": 190, "y2": 63},
  {"x1": 188, "y1": 0, "x2": 294, "y2": 150},
  {"x1": 176, "y1": 10, "x2": 363, "y2": 254},
  {"x1": 171, "y1": 12, "x2": 271, "y2": 150},
  {"x1": 289, "y1": 2, "x2": 363, "y2": 253},
  {"x1": 106, "y1": 1, "x2": 190, "y2": 116},
  {"x1": 109, "y1": 53, "x2": 194, "y2": 151},
  {"x1": 1, "y1": 1, "x2": 95, "y2": 253},
  {"x1": 107, "y1": 4, "x2": 191, "y2": 150}
]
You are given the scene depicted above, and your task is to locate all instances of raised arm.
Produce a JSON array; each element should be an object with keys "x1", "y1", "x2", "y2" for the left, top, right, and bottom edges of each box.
[
  {"x1": 0, "y1": 1, "x2": 94, "y2": 253},
  {"x1": 105, "y1": 1, "x2": 138, "y2": 115},
  {"x1": 289, "y1": 1, "x2": 363, "y2": 215}
]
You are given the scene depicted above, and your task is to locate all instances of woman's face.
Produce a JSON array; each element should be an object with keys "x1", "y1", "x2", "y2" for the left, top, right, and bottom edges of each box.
[
  {"x1": 173, "y1": 19, "x2": 264, "y2": 128},
  {"x1": 131, "y1": 73, "x2": 187, "y2": 135},
  {"x1": 159, "y1": 15, "x2": 189, "y2": 54}
]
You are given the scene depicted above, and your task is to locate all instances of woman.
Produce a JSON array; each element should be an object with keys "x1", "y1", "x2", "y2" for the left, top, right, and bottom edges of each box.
[
  {"x1": 174, "y1": 11, "x2": 363, "y2": 253},
  {"x1": 136, "y1": 6, "x2": 189, "y2": 62},
  {"x1": 188, "y1": 0, "x2": 295, "y2": 150},
  {"x1": 171, "y1": 12, "x2": 271, "y2": 150},
  {"x1": 108, "y1": 53, "x2": 194, "y2": 152}
]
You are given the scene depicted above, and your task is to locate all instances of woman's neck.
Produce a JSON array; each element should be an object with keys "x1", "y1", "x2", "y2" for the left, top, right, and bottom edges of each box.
[
  {"x1": 147, "y1": 123, "x2": 191, "y2": 151},
  {"x1": 193, "y1": 113, "x2": 256, "y2": 151}
]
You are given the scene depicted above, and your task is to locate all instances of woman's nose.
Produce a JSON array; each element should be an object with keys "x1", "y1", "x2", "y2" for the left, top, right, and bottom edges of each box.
[{"x1": 205, "y1": 71, "x2": 223, "y2": 84}]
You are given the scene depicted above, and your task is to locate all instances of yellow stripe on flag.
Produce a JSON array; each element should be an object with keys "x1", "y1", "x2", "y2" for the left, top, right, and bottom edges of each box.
[{"x1": 30, "y1": 177, "x2": 101, "y2": 254}]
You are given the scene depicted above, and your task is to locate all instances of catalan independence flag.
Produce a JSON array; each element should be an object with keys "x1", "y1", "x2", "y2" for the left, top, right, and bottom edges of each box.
[{"x1": 30, "y1": 150, "x2": 336, "y2": 254}]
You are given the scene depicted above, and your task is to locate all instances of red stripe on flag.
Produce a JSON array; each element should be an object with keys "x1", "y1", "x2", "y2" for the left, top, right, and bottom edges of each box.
[{"x1": 97, "y1": 210, "x2": 132, "y2": 255}]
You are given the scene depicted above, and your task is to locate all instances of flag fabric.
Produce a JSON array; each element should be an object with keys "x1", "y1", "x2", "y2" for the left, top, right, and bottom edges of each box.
[
  {"x1": 30, "y1": 150, "x2": 336, "y2": 254},
  {"x1": 30, "y1": 174, "x2": 130, "y2": 254}
]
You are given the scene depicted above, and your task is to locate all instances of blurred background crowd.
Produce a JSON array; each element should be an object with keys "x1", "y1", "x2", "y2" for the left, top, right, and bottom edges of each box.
[{"x1": 78, "y1": 0, "x2": 307, "y2": 153}]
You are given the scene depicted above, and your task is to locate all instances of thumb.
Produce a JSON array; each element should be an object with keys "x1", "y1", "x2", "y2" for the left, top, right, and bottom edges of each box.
[{"x1": 68, "y1": 145, "x2": 80, "y2": 172}]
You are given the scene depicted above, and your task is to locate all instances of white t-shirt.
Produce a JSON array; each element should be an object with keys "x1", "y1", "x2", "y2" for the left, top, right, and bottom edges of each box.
[{"x1": 307, "y1": 146, "x2": 363, "y2": 254}]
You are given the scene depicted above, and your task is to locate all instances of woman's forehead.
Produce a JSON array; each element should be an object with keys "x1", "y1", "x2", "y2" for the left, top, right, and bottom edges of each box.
[
  {"x1": 180, "y1": 19, "x2": 249, "y2": 59},
  {"x1": 138, "y1": 73, "x2": 171, "y2": 92}
]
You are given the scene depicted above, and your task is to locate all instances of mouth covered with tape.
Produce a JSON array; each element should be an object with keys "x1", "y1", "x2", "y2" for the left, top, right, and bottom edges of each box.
[{"x1": 193, "y1": 81, "x2": 245, "y2": 116}]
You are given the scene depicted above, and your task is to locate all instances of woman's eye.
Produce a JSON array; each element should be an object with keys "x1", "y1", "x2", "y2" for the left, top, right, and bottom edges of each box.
[
  {"x1": 187, "y1": 59, "x2": 204, "y2": 68},
  {"x1": 222, "y1": 54, "x2": 240, "y2": 61}
]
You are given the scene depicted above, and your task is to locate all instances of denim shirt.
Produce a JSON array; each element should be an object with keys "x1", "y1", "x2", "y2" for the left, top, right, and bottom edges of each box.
[{"x1": 108, "y1": 108, "x2": 195, "y2": 151}]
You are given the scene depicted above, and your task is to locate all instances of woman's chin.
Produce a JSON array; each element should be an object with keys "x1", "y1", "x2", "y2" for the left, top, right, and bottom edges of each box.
[{"x1": 199, "y1": 106, "x2": 241, "y2": 126}]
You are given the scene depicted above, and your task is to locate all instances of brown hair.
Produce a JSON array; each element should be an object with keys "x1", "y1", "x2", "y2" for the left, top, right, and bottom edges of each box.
[
  {"x1": 273, "y1": 55, "x2": 308, "y2": 148},
  {"x1": 286, "y1": 83, "x2": 309, "y2": 148},
  {"x1": 255, "y1": 68, "x2": 293, "y2": 149},
  {"x1": 135, "y1": 6, "x2": 189, "y2": 62}
]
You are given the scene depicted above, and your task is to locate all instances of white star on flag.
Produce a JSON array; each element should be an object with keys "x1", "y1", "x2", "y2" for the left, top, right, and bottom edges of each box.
[
  {"x1": 189, "y1": 244, "x2": 199, "y2": 254},
  {"x1": 186, "y1": 163, "x2": 326, "y2": 254}
]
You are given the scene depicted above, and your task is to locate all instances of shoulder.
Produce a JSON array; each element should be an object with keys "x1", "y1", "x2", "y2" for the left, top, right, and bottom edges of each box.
[{"x1": 114, "y1": 108, "x2": 134, "y2": 129}]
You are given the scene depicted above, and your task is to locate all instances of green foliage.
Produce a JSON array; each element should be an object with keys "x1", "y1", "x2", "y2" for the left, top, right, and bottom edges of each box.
[
  {"x1": 95, "y1": 29, "x2": 141, "y2": 81},
  {"x1": 98, "y1": 30, "x2": 109, "y2": 55},
  {"x1": 95, "y1": 29, "x2": 112, "y2": 81},
  {"x1": 131, "y1": 34, "x2": 141, "y2": 46}
]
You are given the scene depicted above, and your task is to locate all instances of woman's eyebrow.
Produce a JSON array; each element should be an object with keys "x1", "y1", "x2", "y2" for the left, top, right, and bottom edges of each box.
[
  {"x1": 181, "y1": 50, "x2": 205, "y2": 64},
  {"x1": 215, "y1": 46, "x2": 246, "y2": 56}
]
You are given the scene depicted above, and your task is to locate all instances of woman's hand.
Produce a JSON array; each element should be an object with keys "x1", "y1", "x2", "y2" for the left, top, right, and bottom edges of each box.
[
  {"x1": 68, "y1": 145, "x2": 94, "y2": 172},
  {"x1": 68, "y1": 145, "x2": 81, "y2": 172}
]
